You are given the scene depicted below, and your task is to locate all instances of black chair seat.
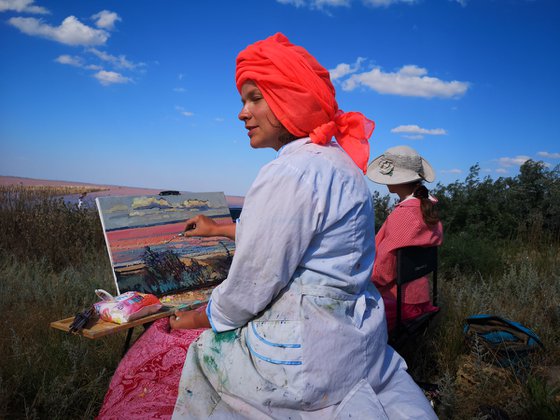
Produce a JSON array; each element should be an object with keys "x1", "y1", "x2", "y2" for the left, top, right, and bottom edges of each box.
[{"x1": 389, "y1": 307, "x2": 440, "y2": 348}]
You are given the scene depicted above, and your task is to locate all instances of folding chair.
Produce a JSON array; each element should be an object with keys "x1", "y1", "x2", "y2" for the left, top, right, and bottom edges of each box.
[{"x1": 389, "y1": 245, "x2": 440, "y2": 348}]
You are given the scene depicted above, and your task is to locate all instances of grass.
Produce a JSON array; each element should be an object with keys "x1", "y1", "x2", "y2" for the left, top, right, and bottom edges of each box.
[
  {"x1": 0, "y1": 186, "x2": 120, "y2": 419},
  {"x1": 1, "y1": 185, "x2": 559, "y2": 418},
  {"x1": 400, "y1": 241, "x2": 560, "y2": 419}
]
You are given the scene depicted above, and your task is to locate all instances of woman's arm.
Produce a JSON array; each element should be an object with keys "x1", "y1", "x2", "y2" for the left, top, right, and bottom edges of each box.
[
  {"x1": 169, "y1": 309, "x2": 211, "y2": 330},
  {"x1": 206, "y1": 162, "x2": 319, "y2": 332},
  {"x1": 183, "y1": 214, "x2": 236, "y2": 240}
]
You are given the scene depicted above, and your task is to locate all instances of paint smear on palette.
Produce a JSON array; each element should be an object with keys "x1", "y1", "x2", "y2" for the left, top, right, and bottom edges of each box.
[{"x1": 96, "y1": 192, "x2": 235, "y2": 296}]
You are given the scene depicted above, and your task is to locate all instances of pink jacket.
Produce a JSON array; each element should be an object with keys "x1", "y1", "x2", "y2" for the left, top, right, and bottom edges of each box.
[{"x1": 372, "y1": 197, "x2": 443, "y2": 304}]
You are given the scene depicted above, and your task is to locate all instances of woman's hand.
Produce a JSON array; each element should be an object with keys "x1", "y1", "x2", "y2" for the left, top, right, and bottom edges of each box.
[
  {"x1": 183, "y1": 215, "x2": 218, "y2": 237},
  {"x1": 183, "y1": 214, "x2": 236, "y2": 240},
  {"x1": 169, "y1": 309, "x2": 211, "y2": 330}
]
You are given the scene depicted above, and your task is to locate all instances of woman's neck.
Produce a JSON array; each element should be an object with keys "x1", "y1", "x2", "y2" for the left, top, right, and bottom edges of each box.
[{"x1": 388, "y1": 183, "x2": 417, "y2": 201}]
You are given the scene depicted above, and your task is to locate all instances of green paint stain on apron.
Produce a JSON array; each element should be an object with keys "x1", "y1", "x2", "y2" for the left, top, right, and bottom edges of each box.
[
  {"x1": 213, "y1": 330, "x2": 237, "y2": 344},
  {"x1": 203, "y1": 354, "x2": 218, "y2": 373}
]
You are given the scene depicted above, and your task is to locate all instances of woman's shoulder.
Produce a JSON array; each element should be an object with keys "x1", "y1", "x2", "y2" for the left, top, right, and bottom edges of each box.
[
  {"x1": 395, "y1": 194, "x2": 438, "y2": 208},
  {"x1": 388, "y1": 201, "x2": 425, "y2": 226},
  {"x1": 394, "y1": 198, "x2": 420, "y2": 209},
  {"x1": 273, "y1": 141, "x2": 361, "y2": 183}
]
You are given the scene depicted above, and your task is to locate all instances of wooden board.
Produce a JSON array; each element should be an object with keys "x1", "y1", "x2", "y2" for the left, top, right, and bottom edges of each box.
[{"x1": 50, "y1": 299, "x2": 207, "y2": 339}]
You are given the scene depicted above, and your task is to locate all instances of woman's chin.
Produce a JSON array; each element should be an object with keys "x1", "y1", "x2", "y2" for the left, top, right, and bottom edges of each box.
[{"x1": 249, "y1": 138, "x2": 265, "y2": 149}]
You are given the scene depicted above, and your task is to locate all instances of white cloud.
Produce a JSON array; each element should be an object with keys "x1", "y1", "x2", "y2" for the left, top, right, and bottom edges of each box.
[
  {"x1": 87, "y1": 48, "x2": 141, "y2": 70},
  {"x1": 0, "y1": 0, "x2": 48, "y2": 14},
  {"x1": 329, "y1": 57, "x2": 365, "y2": 81},
  {"x1": 441, "y1": 169, "x2": 462, "y2": 174},
  {"x1": 342, "y1": 64, "x2": 469, "y2": 98},
  {"x1": 537, "y1": 151, "x2": 560, "y2": 159},
  {"x1": 453, "y1": 0, "x2": 468, "y2": 7},
  {"x1": 497, "y1": 155, "x2": 531, "y2": 167},
  {"x1": 363, "y1": 0, "x2": 416, "y2": 7},
  {"x1": 402, "y1": 135, "x2": 424, "y2": 140},
  {"x1": 8, "y1": 15, "x2": 109, "y2": 46},
  {"x1": 276, "y1": 0, "x2": 349, "y2": 9},
  {"x1": 55, "y1": 54, "x2": 83, "y2": 67},
  {"x1": 277, "y1": 0, "x2": 415, "y2": 8},
  {"x1": 173, "y1": 87, "x2": 186, "y2": 93},
  {"x1": 315, "y1": 0, "x2": 350, "y2": 6},
  {"x1": 93, "y1": 70, "x2": 130, "y2": 86},
  {"x1": 55, "y1": 54, "x2": 101, "y2": 70},
  {"x1": 175, "y1": 106, "x2": 194, "y2": 117},
  {"x1": 215, "y1": 117, "x2": 224, "y2": 122},
  {"x1": 496, "y1": 168, "x2": 508, "y2": 174},
  {"x1": 391, "y1": 124, "x2": 447, "y2": 136},
  {"x1": 276, "y1": 0, "x2": 306, "y2": 6},
  {"x1": 92, "y1": 10, "x2": 120, "y2": 30}
]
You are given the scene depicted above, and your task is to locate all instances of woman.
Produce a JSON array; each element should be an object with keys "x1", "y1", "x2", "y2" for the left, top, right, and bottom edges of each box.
[
  {"x1": 99, "y1": 33, "x2": 437, "y2": 419},
  {"x1": 367, "y1": 145, "x2": 443, "y2": 333},
  {"x1": 168, "y1": 34, "x2": 437, "y2": 419}
]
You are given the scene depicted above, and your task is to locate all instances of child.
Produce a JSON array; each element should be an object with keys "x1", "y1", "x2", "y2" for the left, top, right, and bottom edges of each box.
[{"x1": 367, "y1": 145, "x2": 443, "y2": 332}]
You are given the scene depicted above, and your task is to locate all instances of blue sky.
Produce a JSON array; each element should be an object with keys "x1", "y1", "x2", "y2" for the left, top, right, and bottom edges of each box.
[{"x1": 1, "y1": 0, "x2": 559, "y2": 196}]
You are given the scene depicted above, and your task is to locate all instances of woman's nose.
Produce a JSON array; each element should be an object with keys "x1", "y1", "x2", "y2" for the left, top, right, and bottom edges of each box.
[{"x1": 238, "y1": 104, "x2": 250, "y2": 121}]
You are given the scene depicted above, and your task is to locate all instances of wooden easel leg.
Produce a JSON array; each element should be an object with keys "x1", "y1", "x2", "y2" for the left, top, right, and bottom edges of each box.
[{"x1": 122, "y1": 328, "x2": 134, "y2": 357}]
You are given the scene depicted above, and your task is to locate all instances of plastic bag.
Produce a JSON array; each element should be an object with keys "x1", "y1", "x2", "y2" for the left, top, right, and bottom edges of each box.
[{"x1": 93, "y1": 289, "x2": 163, "y2": 324}]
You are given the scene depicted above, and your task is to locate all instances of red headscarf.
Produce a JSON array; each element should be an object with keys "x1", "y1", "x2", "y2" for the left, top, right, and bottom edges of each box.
[{"x1": 235, "y1": 33, "x2": 375, "y2": 174}]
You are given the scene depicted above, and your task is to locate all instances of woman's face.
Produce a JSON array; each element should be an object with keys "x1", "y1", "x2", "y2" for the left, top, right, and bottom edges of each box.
[{"x1": 238, "y1": 81, "x2": 287, "y2": 151}]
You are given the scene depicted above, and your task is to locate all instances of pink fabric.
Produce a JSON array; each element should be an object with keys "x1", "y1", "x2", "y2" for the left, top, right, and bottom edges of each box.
[
  {"x1": 97, "y1": 318, "x2": 206, "y2": 419},
  {"x1": 372, "y1": 197, "x2": 443, "y2": 305},
  {"x1": 235, "y1": 33, "x2": 374, "y2": 173}
]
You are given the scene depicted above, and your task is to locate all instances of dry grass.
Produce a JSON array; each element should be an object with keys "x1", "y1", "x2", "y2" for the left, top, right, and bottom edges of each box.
[
  {"x1": 0, "y1": 185, "x2": 106, "y2": 270},
  {"x1": 0, "y1": 186, "x2": 120, "y2": 419},
  {"x1": 401, "y1": 244, "x2": 560, "y2": 419},
  {"x1": 0, "y1": 252, "x2": 125, "y2": 419},
  {"x1": 1, "y1": 185, "x2": 559, "y2": 418}
]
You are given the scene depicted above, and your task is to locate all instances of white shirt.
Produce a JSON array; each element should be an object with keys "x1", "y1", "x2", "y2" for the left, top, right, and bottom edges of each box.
[
  {"x1": 207, "y1": 137, "x2": 376, "y2": 332},
  {"x1": 173, "y1": 138, "x2": 437, "y2": 418}
]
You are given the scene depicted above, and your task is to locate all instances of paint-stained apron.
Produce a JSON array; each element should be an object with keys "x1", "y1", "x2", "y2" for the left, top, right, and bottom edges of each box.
[{"x1": 172, "y1": 277, "x2": 437, "y2": 419}]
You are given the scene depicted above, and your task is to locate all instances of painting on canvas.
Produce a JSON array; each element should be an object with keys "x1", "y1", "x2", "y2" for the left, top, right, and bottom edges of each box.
[{"x1": 96, "y1": 192, "x2": 235, "y2": 296}]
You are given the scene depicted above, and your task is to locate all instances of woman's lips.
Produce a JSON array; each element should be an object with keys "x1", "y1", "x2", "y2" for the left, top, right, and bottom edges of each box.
[{"x1": 247, "y1": 127, "x2": 257, "y2": 137}]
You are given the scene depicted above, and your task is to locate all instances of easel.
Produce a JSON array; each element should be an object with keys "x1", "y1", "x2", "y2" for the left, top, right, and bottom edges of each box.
[
  {"x1": 50, "y1": 190, "x2": 233, "y2": 356},
  {"x1": 50, "y1": 291, "x2": 210, "y2": 356}
]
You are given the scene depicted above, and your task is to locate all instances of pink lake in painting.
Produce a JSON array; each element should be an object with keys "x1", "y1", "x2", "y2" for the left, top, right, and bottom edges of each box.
[{"x1": 97, "y1": 192, "x2": 235, "y2": 296}]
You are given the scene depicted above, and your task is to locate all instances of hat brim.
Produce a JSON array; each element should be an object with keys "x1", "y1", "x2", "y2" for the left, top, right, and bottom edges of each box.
[{"x1": 366, "y1": 155, "x2": 435, "y2": 185}]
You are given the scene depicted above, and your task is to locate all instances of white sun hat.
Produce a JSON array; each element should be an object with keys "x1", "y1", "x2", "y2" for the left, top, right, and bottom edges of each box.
[{"x1": 366, "y1": 145, "x2": 436, "y2": 185}]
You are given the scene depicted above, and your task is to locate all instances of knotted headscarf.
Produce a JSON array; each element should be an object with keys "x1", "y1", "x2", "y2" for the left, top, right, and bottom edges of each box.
[{"x1": 235, "y1": 33, "x2": 374, "y2": 173}]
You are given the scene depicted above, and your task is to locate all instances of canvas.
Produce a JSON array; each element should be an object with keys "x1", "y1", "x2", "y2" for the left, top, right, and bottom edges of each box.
[{"x1": 96, "y1": 192, "x2": 235, "y2": 297}]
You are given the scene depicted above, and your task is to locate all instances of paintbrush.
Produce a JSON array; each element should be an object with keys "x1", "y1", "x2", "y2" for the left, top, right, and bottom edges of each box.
[
  {"x1": 163, "y1": 232, "x2": 184, "y2": 244},
  {"x1": 163, "y1": 224, "x2": 196, "y2": 244}
]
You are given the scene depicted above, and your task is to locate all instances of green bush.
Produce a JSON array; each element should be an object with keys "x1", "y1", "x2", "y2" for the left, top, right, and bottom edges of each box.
[
  {"x1": 432, "y1": 160, "x2": 560, "y2": 243},
  {"x1": 439, "y1": 232, "x2": 506, "y2": 277}
]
